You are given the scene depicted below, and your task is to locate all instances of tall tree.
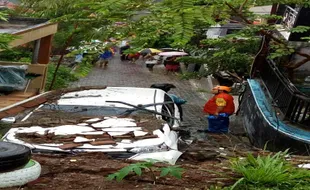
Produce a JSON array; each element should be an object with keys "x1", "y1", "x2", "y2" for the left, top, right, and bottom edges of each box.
[
  {"x1": 16, "y1": 0, "x2": 154, "y2": 50},
  {"x1": 13, "y1": 0, "x2": 310, "y2": 77},
  {"x1": 0, "y1": 12, "x2": 16, "y2": 50}
]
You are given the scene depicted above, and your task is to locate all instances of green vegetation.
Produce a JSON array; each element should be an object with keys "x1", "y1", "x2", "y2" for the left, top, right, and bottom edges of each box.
[
  {"x1": 230, "y1": 151, "x2": 310, "y2": 190},
  {"x1": 45, "y1": 54, "x2": 95, "y2": 91},
  {"x1": 178, "y1": 72, "x2": 202, "y2": 80},
  {"x1": 9, "y1": 0, "x2": 310, "y2": 78},
  {"x1": 107, "y1": 160, "x2": 185, "y2": 183},
  {"x1": 0, "y1": 48, "x2": 32, "y2": 62},
  {"x1": 0, "y1": 12, "x2": 16, "y2": 50},
  {"x1": 106, "y1": 151, "x2": 310, "y2": 190},
  {"x1": 73, "y1": 59, "x2": 93, "y2": 78},
  {"x1": 45, "y1": 64, "x2": 78, "y2": 91}
]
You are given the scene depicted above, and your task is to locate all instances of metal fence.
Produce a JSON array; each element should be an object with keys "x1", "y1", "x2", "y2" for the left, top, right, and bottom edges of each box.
[
  {"x1": 282, "y1": 5, "x2": 298, "y2": 30},
  {"x1": 259, "y1": 59, "x2": 310, "y2": 127}
]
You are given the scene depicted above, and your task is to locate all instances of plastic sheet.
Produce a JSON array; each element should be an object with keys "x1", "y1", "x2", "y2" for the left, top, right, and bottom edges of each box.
[{"x1": 0, "y1": 65, "x2": 28, "y2": 92}]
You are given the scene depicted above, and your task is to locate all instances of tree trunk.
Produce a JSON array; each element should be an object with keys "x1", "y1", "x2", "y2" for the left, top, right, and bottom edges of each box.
[{"x1": 49, "y1": 24, "x2": 78, "y2": 91}]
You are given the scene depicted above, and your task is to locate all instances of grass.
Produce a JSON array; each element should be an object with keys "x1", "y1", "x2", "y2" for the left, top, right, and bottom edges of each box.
[{"x1": 229, "y1": 150, "x2": 310, "y2": 190}]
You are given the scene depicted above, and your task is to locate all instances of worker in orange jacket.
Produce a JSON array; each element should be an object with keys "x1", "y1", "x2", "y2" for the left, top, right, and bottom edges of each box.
[{"x1": 203, "y1": 86, "x2": 235, "y2": 133}]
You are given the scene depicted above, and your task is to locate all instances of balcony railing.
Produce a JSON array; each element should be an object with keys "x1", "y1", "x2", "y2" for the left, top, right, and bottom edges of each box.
[
  {"x1": 282, "y1": 6, "x2": 298, "y2": 30},
  {"x1": 259, "y1": 59, "x2": 310, "y2": 127}
]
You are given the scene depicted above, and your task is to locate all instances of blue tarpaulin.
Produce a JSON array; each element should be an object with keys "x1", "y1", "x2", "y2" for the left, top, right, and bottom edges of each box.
[{"x1": 0, "y1": 65, "x2": 28, "y2": 92}]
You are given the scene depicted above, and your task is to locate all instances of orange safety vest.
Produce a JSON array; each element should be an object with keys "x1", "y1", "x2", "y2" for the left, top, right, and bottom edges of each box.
[{"x1": 203, "y1": 92, "x2": 235, "y2": 115}]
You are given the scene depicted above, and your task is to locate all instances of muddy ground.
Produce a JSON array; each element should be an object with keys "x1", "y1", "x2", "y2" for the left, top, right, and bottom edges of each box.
[
  {"x1": 3, "y1": 138, "x2": 310, "y2": 190},
  {"x1": 3, "y1": 139, "x2": 242, "y2": 190}
]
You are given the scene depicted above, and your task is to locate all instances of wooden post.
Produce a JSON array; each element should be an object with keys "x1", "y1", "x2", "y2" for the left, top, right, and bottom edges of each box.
[
  {"x1": 270, "y1": 4, "x2": 278, "y2": 15},
  {"x1": 37, "y1": 35, "x2": 53, "y2": 64},
  {"x1": 268, "y1": 4, "x2": 279, "y2": 24}
]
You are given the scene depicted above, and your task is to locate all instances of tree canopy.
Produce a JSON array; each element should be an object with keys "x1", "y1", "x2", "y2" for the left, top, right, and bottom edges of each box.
[{"x1": 3, "y1": 0, "x2": 310, "y2": 77}]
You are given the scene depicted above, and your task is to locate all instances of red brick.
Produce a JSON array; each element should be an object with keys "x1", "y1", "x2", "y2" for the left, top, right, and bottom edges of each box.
[
  {"x1": 90, "y1": 140, "x2": 116, "y2": 145},
  {"x1": 59, "y1": 143, "x2": 83, "y2": 150}
]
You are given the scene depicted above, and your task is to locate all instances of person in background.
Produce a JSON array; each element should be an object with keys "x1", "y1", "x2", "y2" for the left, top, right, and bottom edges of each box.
[
  {"x1": 128, "y1": 52, "x2": 140, "y2": 63},
  {"x1": 69, "y1": 54, "x2": 83, "y2": 68},
  {"x1": 144, "y1": 53, "x2": 160, "y2": 71},
  {"x1": 109, "y1": 47, "x2": 115, "y2": 57},
  {"x1": 164, "y1": 56, "x2": 179, "y2": 74},
  {"x1": 120, "y1": 42, "x2": 130, "y2": 61},
  {"x1": 99, "y1": 47, "x2": 113, "y2": 67},
  {"x1": 203, "y1": 86, "x2": 235, "y2": 133}
]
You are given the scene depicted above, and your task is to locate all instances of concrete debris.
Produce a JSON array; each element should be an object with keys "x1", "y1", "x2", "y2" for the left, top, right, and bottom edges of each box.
[
  {"x1": 85, "y1": 118, "x2": 101, "y2": 123},
  {"x1": 298, "y1": 163, "x2": 310, "y2": 169},
  {"x1": 130, "y1": 150, "x2": 183, "y2": 165},
  {"x1": 77, "y1": 123, "x2": 89, "y2": 126},
  {"x1": 0, "y1": 117, "x2": 16, "y2": 124},
  {"x1": 102, "y1": 127, "x2": 142, "y2": 132},
  {"x1": 74, "y1": 136, "x2": 93, "y2": 143},
  {"x1": 3, "y1": 117, "x2": 182, "y2": 164},
  {"x1": 92, "y1": 118, "x2": 137, "y2": 128}
]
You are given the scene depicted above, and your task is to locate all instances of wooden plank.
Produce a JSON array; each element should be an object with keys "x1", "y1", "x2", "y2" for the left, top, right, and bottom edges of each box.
[
  {"x1": 0, "y1": 61, "x2": 29, "y2": 66},
  {"x1": 0, "y1": 97, "x2": 26, "y2": 101},
  {"x1": 0, "y1": 103, "x2": 15, "y2": 108},
  {"x1": 21, "y1": 96, "x2": 47, "y2": 108},
  {"x1": 27, "y1": 64, "x2": 48, "y2": 93},
  {"x1": 0, "y1": 100, "x2": 21, "y2": 105},
  {"x1": 9, "y1": 23, "x2": 58, "y2": 48},
  {"x1": 8, "y1": 92, "x2": 37, "y2": 98},
  {"x1": 4, "y1": 106, "x2": 26, "y2": 115},
  {"x1": 0, "y1": 93, "x2": 32, "y2": 108}
]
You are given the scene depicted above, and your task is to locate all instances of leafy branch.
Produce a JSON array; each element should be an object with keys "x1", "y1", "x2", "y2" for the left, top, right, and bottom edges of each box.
[
  {"x1": 225, "y1": 2, "x2": 310, "y2": 72},
  {"x1": 290, "y1": 25, "x2": 310, "y2": 33}
]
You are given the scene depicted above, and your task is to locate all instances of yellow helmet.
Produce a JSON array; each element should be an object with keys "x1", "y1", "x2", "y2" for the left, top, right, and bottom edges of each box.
[{"x1": 212, "y1": 86, "x2": 231, "y2": 92}]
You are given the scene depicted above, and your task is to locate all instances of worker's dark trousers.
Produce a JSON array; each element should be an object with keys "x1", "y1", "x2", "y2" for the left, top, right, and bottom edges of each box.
[
  {"x1": 207, "y1": 114, "x2": 229, "y2": 133},
  {"x1": 176, "y1": 104, "x2": 183, "y2": 121}
]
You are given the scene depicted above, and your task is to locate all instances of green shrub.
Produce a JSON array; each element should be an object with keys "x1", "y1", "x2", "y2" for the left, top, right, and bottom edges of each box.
[
  {"x1": 45, "y1": 54, "x2": 95, "y2": 90},
  {"x1": 45, "y1": 64, "x2": 78, "y2": 90},
  {"x1": 0, "y1": 48, "x2": 32, "y2": 62}
]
